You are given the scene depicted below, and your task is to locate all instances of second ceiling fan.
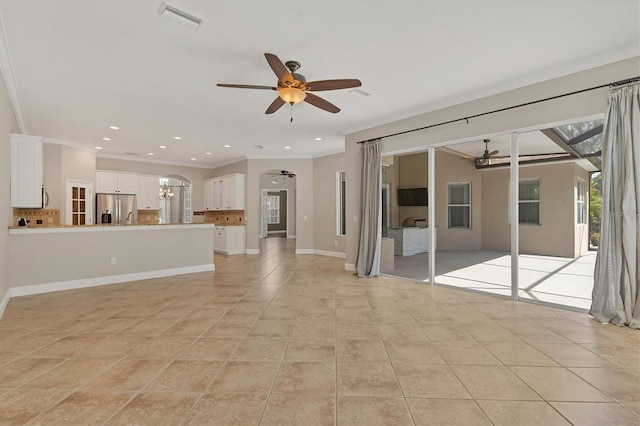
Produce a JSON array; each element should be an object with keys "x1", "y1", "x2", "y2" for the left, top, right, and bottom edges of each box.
[{"x1": 217, "y1": 53, "x2": 362, "y2": 116}]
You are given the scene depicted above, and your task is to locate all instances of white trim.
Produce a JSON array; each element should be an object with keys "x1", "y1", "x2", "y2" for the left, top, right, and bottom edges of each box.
[
  {"x1": 267, "y1": 230, "x2": 286, "y2": 234},
  {"x1": 43, "y1": 137, "x2": 98, "y2": 153},
  {"x1": 0, "y1": 11, "x2": 27, "y2": 133},
  {"x1": 287, "y1": 235, "x2": 296, "y2": 239},
  {"x1": 96, "y1": 153, "x2": 214, "y2": 169},
  {"x1": 245, "y1": 249, "x2": 260, "y2": 254},
  {"x1": 0, "y1": 289, "x2": 11, "y2": 319},
  {"x1": 345, "y1": 263, "x2": 356, "y2": 272},
  {"x1": 214, "y1": 248, "x2": 245, "y2": 255},
  {"x1": 295, "y1": 249, "x2": 314, "y2": 255},
  {"x1": 10, "y1": 223, "x2": 214, "y2": 234},
  {"x1": 9, "y1": 264, "x2": 214, "y2": 298},
  {"x1": 313, "y1": 250, "x2": 346, "y2": 259}
]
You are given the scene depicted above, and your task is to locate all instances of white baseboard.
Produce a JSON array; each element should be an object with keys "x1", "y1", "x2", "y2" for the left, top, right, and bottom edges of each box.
[
  {"x1": 268, "y1": 230, "x2": 286, "y2": 234},
  {"x1": 245, "y1": 249, "x2": 260, "y2": 255},
  {"x1": 9, "y1": 264, "x2": 215, "y2": 298},
  {"x1": 295, "y1": 249, "x2": 314, "y2": 255},
  {"x1": 345, "y1": 263, "x2": 356, "y2": 272},
  {"x1": 0, "y1": 288, "x2": 11, "y2": 319},
  {"x1": 313, "y1": 250, "x2": 346, "y2": 259}
]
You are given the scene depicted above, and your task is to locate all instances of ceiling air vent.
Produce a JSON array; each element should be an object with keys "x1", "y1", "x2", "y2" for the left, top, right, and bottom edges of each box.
[
  {"x1": 349, "y1": 88, "x2": 370, "y2": 97},
  {"x1": 159, "y1": 3, "x2": 202, "y2": 29},
  {"x1": 125, "y1": 152, "x2": 140, "y2": 156},
  {"x1": 254, "y1": 145, "x2": 264, "y2": 149}
]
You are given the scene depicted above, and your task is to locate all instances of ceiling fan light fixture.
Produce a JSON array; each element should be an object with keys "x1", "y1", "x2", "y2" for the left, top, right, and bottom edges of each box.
[{"x1": 279, "y1": 87, "x2": 306, "y2": 104}]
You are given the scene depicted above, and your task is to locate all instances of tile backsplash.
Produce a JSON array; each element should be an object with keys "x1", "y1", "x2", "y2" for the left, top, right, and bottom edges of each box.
[
  {"x1": 13, "y1": 208, "x2": 60, "y2": 227},
  {"x1": 204, "y1": 210, "x2": 245, "y2": 225},
  {"x1": 137, "y1": 210, "x2": 160, "y2": 224}
]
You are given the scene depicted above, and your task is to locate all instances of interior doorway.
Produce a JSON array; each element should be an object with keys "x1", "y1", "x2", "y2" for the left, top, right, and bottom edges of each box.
[{"x1": 260, "y1": 169, "x2": 296, "y2": 239}]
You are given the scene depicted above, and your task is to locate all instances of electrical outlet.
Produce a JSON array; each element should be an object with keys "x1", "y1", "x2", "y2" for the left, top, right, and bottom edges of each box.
[{"x1": 111, "y1": 257, "x2": 117, "y2": 265}]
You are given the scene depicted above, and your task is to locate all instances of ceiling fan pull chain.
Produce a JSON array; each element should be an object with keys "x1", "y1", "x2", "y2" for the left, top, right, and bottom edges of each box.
[{"x1": 290, "y1": 104, "x2": 294, "y2": 123}]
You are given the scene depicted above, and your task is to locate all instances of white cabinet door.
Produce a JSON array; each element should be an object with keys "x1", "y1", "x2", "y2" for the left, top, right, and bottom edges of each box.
[
  {"x1": 214, "y1": 225, "x2": 245, "y2": 255},
  {"x1": 10, "y1": 134, "x2": 43, "y2": 208},
  {"x1": 116, "y1": 173, "x2": 139, "y2": 194},
  {"x1": 204, "y1": 178, "x2": 215, "y2": 211},
  {"x1": 214, "y1": 226, "x2": 226, "y2": 251},
  {"x1": 214, "y1": 179, "x2": 224, "y2": 210},
  {"x1": 138, "y1": 175, "x2": 160, "y2": 209},
  {"x1": 96, "y1": 171, "x2": 139, "y2": 194}
]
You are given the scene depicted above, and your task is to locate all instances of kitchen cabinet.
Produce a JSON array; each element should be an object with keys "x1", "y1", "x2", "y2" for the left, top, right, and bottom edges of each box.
[
  {"x1": 214, "y1": 225, "x2": 246, "y2": 255},
  {"x1": 138, "y1": 175, "x2": 160, "y2": 209},
  {"x1": 96, "y1": 171, "x2": 139, "y2": 194},
  {"x1": 204, "y1": 178, "x2": 216, "y2": 211},
  {"x1": 11, "y1": 134, "x2": 43, "y2": 208},
  {"x1": 204, "y1": 173, "x2": 245, "y2": 211}
]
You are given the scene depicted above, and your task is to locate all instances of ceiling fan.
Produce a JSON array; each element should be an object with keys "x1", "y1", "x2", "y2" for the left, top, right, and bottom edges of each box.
[
  {"x1": 475, "y1": 139, "x2": 499, "y2": 166},
  {"x1": 267, "y1": 170, "x2": 296, "y2": 178},
  {"x1": 217, "y1": 53, "x2": 362, "y2": 116}
]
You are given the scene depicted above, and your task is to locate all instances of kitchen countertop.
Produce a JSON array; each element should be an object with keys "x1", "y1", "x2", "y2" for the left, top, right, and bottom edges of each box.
[{"x1": 9, "y1": 223, "x2": 214, "y2": 234}]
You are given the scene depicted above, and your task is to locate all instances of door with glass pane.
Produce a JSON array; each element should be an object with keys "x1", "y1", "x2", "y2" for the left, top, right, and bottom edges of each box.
[{"x1": 66, "y1": 180, "x2": 93, "y2": 225}]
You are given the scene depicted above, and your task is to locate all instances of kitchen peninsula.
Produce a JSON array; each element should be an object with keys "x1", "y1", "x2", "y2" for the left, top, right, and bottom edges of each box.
[{"x1": 8, "y1": 223, "x2": 215, "y2": 297}]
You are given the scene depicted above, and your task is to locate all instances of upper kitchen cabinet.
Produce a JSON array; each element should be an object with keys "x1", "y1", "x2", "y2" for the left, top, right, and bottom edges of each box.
[
  {"x1": 10, "y1": 134, "x2": 43, "y2": 208},
  {"x1": 138, "y1": 175, "x2": 160, "y2": 210},
  {"x1": 204, "y1": 174, "x2": 245, "y2": 210},
  {"x1": 96, "y1": 171, "x2": 139, "y2": 194}
]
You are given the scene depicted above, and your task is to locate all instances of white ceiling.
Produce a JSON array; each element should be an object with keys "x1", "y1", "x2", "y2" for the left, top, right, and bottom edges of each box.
[{"x1": 1, "y1": 1, "x2": 638, "y2": 168}]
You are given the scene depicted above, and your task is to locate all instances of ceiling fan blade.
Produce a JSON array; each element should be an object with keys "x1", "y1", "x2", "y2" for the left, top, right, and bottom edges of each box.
[
  {"x1": 264, "y1": 53, "x2": 294, "y2": 84},
  {"x1": 304, "y1": 93, "x2": 340, "y2": 113},
  {"x1": 265, "y1": 97, "x2": 285, "y2": 114},
  {"x1": 217, "y1": 83, "x2": 276, "y2": 90},
  {"x1": 489, "y1": 150, "x2": 499, "y2": 157},
  {"x1": 305, "y1": 79, "x2": 362, "y2": 91}
]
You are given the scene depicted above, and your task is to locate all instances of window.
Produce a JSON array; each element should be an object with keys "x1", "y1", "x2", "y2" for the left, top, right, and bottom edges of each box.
[
  {"x1": 336, "y1": 171, "x2": 346, "y2": 235},
  {"x1": 519, "y1": 179, "x2": 540, "y2": 224},
  {"x1": 577, "y1": 179, "x2": 585, "y2": 224},
  {"x1": 447, "y1": 183, "x2": 471, "y2": 229},
  {"x1": 266, "y1": 195, "x2": 280, "y2": 224}
]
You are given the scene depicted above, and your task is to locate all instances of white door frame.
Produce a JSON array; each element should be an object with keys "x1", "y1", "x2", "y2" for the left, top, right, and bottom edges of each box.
[
  {"x1": 65, "y1": 179, "x2": 94, "y2": 225},
  {"x1": 262, "y1": 188, "x2": 289, "y2": 238}
]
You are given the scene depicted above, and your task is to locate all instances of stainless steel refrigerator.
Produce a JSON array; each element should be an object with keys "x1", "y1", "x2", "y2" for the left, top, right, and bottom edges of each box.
[{"x1": 96, "y1": 193, "x2": 137, "y2": 225}]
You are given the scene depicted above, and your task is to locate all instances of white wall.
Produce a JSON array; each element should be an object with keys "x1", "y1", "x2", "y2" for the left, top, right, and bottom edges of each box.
[
  {"x1": 345, "y1": 57, "x2": 640, "y2": 267},
  {"x1": 0, "y1": 68, "x2": 20, "y2": 312}
]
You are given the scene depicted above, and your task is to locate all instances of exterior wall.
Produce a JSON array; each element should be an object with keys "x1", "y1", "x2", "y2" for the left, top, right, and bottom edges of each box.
[
  {"x1": 481, "y1": 162, "x2": 577, "y2": 257},
  {"x1": 382, "y1": 155, "x2": 400, "y2": 229},
  {"x1": 434, "y1": 149, "x2": 483, "y2": 250},
  {"x1": 0, "y1": 68, "x2": 20, "y2": 312},
  {"x1": 96, "y1": 157, "x2": 212, "y2": 212},
  {"x1": 312, "y1": 152, "x2": 345, "y2": 255},
  {"x1": 344, "y1": 57, "x2": 639, "y2": 267}
]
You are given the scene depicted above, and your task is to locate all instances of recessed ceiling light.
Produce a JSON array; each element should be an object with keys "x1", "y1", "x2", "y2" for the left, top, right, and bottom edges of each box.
[
  {"x1": 159, "y1": 145, "x2": 167, "y2": 149},
  {"x1": 315, "y1": 137, "x2": 322, "y2": 141},
  {"x1": 205, "y1": 152, "x2": 212, "y2": 155},
  {"x1": 173, "y1": 136, "x2": 182, "y2": 140},
  {"x1": 95, "y1": 146, "x2": 103, "y2": 150},
  {"x1": 109, "y1": 126, "x2": 119, "y2": 130},
  {"x1": 223, "y1": 144, "x2": 231, "y2": 148},
  {"x1": 284, "y1": 146, "x2": 291, "y2": 149},
  {"x1": 102, "y1": 137, "x2": 111, "y2": 141},
  {"x1": 147, "y1": 152, "x2": 155, "y2": 156},
  {"x1": 190, "y1": 157, "x2": 197, "y2": 161}
]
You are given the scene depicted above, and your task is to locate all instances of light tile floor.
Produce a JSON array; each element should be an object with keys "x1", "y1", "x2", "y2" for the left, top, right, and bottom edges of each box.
[{"x1": 0, "y1": 238, "x2": 638, "y2": 425}]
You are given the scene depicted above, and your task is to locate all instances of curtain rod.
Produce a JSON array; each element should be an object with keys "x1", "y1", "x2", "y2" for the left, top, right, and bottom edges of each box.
[{"x1": 356, "y1": 75, "x2": 640, "y2": 144}]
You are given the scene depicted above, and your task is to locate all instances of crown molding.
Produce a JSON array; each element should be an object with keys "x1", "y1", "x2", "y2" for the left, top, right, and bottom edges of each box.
[
  {"x1": 96, "y1": 153, "x2": 215, "y2": 169},
  {"x1": 0, "y1": 10, "x2": 27, "y2": 133}
]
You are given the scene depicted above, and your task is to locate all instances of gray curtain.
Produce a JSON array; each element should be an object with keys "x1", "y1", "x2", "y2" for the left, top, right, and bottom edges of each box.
[
  {"x1": 356, "y1": 139, "x2": 382, "y2": 277},
  {"x1": 591, "y1": 82, "x2": 640, "y2": 329}
]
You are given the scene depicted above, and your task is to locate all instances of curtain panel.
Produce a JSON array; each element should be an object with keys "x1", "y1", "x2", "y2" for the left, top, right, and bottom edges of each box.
[
  {"x1": 591, "y1": 83, "x2": 640, "y2": 329},
  {"x1": 356, "y1": 139, "x2": 382, "y2": 277}
]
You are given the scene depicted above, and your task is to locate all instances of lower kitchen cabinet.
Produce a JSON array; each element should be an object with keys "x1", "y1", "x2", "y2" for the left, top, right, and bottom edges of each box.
[{"x1": 214, "y1": 225, "x2": 246, "y2": 255}]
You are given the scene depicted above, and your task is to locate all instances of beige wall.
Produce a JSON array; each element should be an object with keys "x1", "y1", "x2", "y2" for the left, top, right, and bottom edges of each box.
[
  {"x1": 481, "y1": 162, "x2": 580, "y2": 257},
  {"x1": 1, "y1": 68, "x2": 20, "y2": 308},
  {"x1": 345, "y1": 57, "x2": 640, "y2": 267},
  {"x1": 382, "y1": 156, "x2": 400, "y2": 229},
  {"x1": 312, "y1": 152, "x2": 345, "y2": 254},
  {"x1": 259, "y1": 171, "x2": 296, "y2": 237},
  {"x1": 397, "y1": 152, "x2": 429, "y2": 226},
  {"x1": 97, "y1": 157, "x2": 212, "y2": 212},
  {"x1": 43, "y1": 144, "x2": 62, "y2": 210},
  {"x1": 210, "y1": 159, "x2": 248, "y2": 179}
]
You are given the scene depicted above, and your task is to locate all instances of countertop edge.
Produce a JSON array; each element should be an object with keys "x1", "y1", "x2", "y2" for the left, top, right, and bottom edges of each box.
[{"x1": 9, "y1": 223, "x2": 215, "y2": 234}]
